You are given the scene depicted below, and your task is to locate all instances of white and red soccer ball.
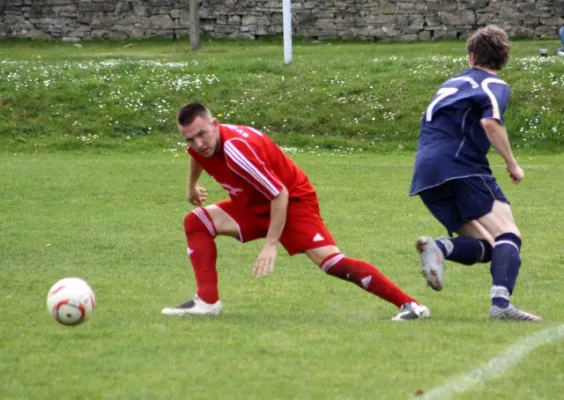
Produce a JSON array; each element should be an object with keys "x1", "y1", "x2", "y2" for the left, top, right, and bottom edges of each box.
[{"x1": 46, "y1": 277, "x2": 95, "y2": 326}]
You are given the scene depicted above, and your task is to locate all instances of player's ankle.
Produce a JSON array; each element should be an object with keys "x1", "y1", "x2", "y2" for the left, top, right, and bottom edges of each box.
[{"x1": 492, "y1": 297, "x2": 510, "y2": 308}]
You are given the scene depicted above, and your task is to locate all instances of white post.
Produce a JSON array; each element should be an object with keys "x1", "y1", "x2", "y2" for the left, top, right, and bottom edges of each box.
[{"x1": 283, "y1": 0, "x2": 292, "y2": 65}]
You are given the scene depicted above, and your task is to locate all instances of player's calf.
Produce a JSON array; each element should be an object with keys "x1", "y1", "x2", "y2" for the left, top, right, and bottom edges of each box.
[
  {"x1": 319, "y1": 253, "x2": 430, "y2": 320},
  {"x1": 184, "y1": 209, "x2": 220, "y2": 304},
  {"x1": 162, "y1": 210, "x2": 221, "y2": 317},
  {"x1": 487, "y1": 233, "x2": 541, "y2": 320},
  {"x1": 490, "y1": 232, "x2": 521, "y2": 309},
  {"x1": 436, "y1": 236, "x2": 492, "y2": 265}
]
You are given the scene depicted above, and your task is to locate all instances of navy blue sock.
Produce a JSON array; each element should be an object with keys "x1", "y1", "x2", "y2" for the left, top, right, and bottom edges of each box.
[
  {"x1": 435, "y1": 237, "x2": 492, "y2": 265},
  {"x1": 490, "y1": 233, "x2": 522, "y2": 308}
]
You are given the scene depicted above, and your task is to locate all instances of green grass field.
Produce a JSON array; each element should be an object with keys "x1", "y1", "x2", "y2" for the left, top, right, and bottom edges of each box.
[
  {"x1": 1, "y1": 37, "x2": 563, "y2": 152},
  {"x1": 1, "y1": 38, "x2": 564, "y2": 399},
  {"x1": 1, "y1": 151, "x2": 564, "y2": 399}
]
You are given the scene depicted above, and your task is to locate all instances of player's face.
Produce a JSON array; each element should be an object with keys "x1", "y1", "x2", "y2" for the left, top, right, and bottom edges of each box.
[{"x1": 179, "y1": 115, "x2": 219, "y2": 158}]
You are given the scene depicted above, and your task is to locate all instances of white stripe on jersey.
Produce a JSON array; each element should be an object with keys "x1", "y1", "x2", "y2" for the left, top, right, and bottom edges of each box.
[
  {"x1": 224, "y1": 141, "x2": 276, "y2": 195},
  {"x1": 448, "y1": 76, "x2": 480, "y2": 88},
  {"x1": 224, "y1": 139, "x2": 281, "y2": 197},
  {"x1": 481, "y1": 78, "x2": 507, "y2": 120},
  {"x1": 246, "y1": 126, "x2": 264, "y2": 136},
  {"x1": 223, "y1": 124, "x2": 263, "y2": 137}
]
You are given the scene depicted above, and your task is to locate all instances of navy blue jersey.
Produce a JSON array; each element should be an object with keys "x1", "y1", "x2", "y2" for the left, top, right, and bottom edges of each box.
[{"x1": 410, "y1": 68, "x2": 511, "y2": 195}]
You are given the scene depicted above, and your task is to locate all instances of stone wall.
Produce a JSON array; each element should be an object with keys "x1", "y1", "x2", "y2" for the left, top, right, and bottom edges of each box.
[{"x1": 0, "y1": 0, "x2": 563, "y2": 42}]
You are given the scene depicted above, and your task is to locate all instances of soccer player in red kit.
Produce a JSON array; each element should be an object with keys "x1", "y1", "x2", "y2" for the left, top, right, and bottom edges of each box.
[{"x1": 161, "y1": 102, "x2": 430, "y2": 321}]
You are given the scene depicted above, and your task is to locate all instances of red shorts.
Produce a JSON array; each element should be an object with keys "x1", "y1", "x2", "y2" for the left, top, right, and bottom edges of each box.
[{"x1": 216, "y1": 195, "x2": 336, "y2": 256}]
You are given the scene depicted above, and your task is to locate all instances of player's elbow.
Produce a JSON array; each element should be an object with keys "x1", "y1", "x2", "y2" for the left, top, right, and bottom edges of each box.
[
  {"x1": 273, "y1": 186, "x2": 289, "y2": 201},
  {"x1": 480, "y1": 118, "x2": 502, "y2": 131}
]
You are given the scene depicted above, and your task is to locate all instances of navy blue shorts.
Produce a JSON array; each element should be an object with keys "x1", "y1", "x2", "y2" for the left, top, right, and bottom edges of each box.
[{"x1": 418, "y1": 176, "x2": 509, "y2": 236}]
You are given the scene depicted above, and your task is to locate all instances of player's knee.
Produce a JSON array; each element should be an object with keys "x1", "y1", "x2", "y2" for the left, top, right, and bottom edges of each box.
[
  {"x1": 482, "y1": 219, "x2": 520, "y2": 241},
  {"x1": 184, "y1": 209, "x2": 216, "y2": 237},
  {"x1": 184, "y1": 212, "x2": 202, "y2": 235},
  {"x1": 497, "y1": 224, "x2": 520, "y2": 239},
  {"x1": 307, "y1": 247, "x2": 341, "y2": 269},
  {"x1": 486, "y1": 201, "x2": 521, "y2": 238}
]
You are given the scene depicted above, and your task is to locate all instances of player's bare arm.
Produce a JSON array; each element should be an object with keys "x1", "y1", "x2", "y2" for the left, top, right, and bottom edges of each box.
[
  {"x1": 481, "y1": 118, "x2": 524, "y2": 184},
  {"x1": 187, "y1": 157, "x2": 207, "y2": 205},
  {"x1": 252, "y1": 186, "x2": 289, "y2": 278}
]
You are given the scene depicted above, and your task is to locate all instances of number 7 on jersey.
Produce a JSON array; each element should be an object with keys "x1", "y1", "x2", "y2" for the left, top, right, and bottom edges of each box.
[{"x1": 425, "y1": 87, "x2": 459, "y2": 122}]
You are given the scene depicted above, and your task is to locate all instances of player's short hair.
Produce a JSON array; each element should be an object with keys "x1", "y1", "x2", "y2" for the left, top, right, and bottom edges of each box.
[
  {"x1": 177, "y1": 102, "x2": 213, "y2": 126},
  {"x1": 467, "y1": 25, "x2": 510, "y2": 71}
]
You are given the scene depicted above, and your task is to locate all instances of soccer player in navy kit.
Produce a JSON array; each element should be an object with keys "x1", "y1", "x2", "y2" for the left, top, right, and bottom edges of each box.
[{"x1": 409, "y1": 25, "x2": 541, "y2": 321}]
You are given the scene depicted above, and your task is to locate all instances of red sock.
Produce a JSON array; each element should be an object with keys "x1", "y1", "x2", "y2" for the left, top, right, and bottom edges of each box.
[
  {"x1": 320, "y1": 253, "x2": 416, "y2": 308},
  {"x1": 184, "y1": 209, "x2": 219, "y2": 304}
]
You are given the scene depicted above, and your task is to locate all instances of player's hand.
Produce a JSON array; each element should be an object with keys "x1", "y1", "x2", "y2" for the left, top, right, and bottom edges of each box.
[
  {"x1": 507, "y1": 162, "x2": 524, "y2": 184},
  {"x1": 252, "y1": 244, "x2": 277, "y2": 278},
  {"x1": 187, "y1": 185, "x2": 207, "y2": 206}
]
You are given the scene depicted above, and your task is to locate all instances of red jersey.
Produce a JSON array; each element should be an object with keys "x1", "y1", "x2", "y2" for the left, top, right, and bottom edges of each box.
[{"x1": 188, "y1": 124, "x2": 316, "y2": 215}]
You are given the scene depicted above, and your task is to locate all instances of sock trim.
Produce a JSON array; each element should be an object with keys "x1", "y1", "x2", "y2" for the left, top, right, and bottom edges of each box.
[
  {"x1": 321, "y1": 253, "x2": 345, "y2": 272},
  {"x1": 494, "y1": 240, "x2": 519, "y2": 252},
  {"x1": 478, "y1": 240, "x2": 485, "y2": 262},
  {"x1": 438, "y1": 237, "x2": 453, "y2": 256},
  {"x1": 491, "y1": 285, "x2": 510, "y2": 300}
]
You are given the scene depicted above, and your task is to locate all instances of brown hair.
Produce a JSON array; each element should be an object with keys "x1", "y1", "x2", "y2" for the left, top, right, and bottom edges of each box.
[
  {"x1": 467, "y1": 25, "x2": 510, "y2": 71},
  {"x1": 177, "y1": 102, "x2": 212, "y2": 126}
]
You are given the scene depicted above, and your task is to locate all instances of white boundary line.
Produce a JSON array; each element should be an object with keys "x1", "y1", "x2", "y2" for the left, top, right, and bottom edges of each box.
[{"x1": 413, "y1": 325, "x2": 564, "y2": 400}]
